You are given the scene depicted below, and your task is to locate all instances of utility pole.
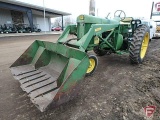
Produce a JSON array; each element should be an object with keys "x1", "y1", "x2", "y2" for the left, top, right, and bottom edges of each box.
[
  {"x1": 89, "y1": 0, "x2": 96, "y2": 16},
  {"x1": 43, "y1": 0, "x2": 46, "y2": 33},
  {"x1": 150, "y1": 1, "x2": 154, "y2": 19}
]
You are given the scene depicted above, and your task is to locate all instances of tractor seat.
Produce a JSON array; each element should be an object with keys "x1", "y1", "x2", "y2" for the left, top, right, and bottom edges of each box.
[{"x1": 120, "y1": 17, "x2": 133, "y2": 25}]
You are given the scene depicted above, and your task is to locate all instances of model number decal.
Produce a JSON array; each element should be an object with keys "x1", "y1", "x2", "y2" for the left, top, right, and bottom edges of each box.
[{"x1": 95, "y1": 27, "x2": 101, "y2": 32}]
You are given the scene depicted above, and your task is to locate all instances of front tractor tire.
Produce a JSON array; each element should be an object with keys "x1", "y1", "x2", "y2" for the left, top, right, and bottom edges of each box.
[
  {"x1": 129, "y1": 25, "x2": 150, "y2": 64},
  {"x1": 86, "y1": 55, "x2": 98, "y2": 76}
]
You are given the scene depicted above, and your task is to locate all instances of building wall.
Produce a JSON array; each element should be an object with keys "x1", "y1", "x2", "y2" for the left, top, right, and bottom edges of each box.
[
  {"x1": 23, "y1": 14, "x2": 50, "y2": 31},
  {"x1": 23, "y1": 13, "x2": 29, "y2": 24},
  {"x1": 33, "y1": 16, "x2": 37, "y2": 24},
  {"x1": 36, "y1": 17, "x2": 49, "y2": 31},
  {"x1": 48, "y1": 18, "x2": 51, "y2": 31},
  {"x1": 34, "y1": 15, "x2": 50, "y2": 31},
  {"x1": 0, "y1": 8, "x2": 12, "y2": 24},
  {"x1": 23, "y1": 13, "x2": 37, "y2": 24}
]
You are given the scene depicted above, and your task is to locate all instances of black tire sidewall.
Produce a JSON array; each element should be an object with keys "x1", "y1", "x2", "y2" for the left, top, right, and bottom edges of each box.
[{"x1": 129, "y1": 25, "x2": 150, "y2": 64}]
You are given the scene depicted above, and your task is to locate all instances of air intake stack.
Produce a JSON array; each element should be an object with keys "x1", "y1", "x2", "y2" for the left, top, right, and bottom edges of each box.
[{"x1": 89, "y1": 0, "x2": 96, "y2": 16}]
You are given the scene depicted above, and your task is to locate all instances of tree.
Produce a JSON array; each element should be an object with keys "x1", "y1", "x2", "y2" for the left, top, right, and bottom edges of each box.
[
  {"x1": 64, "y1": 16, "x2": 76, "y2": 27},
  {"x1": 53, "y1": 17, "x2": 62, "y2": 27},
  {"x1": 64, "y1": 17, "x2": 72, "y2": 27},
  {"x1": 52, "y1": 16, "x2": 76, "y2": 28}
]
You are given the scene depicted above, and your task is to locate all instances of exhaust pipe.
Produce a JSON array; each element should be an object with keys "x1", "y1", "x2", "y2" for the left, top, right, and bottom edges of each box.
[{"x1": 89, "y1": 0, "x2": 96, "y2": 16}]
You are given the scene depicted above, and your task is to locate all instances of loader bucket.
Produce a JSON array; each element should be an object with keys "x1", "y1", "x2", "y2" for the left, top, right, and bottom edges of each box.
[{"x1": 10, "y1": 40, "x2": 89, "y2": 112}]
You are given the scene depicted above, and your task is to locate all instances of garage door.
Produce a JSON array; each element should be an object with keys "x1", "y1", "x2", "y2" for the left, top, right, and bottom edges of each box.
[{"x1": 36, "y1": 17, "x2": 49, "y2": 31}]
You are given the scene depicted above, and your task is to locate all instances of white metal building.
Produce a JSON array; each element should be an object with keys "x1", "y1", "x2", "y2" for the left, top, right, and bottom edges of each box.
[{"x1": 0, "y1": 0, "x2": 70, "y2": 31}]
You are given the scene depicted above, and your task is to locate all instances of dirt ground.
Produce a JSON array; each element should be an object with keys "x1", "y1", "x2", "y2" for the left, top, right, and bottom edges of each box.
[{"x1": 0, "y1": 35, "x2": 160, "y2": 120}]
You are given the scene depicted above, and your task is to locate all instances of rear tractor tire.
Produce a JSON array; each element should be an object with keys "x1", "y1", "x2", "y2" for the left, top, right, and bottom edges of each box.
[
  {"x1": 86, "y1": 54, "x2": 98, "y2": 76},
  {"x1": 129, "y1": 25, "x2": 150, "y2": 64},
  {"x1": 93, "y1": 46, "x2": 107, "y2": 56}
]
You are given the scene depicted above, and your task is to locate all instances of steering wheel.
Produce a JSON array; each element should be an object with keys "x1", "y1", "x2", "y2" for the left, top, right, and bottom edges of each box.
[{"x1": 114, "y1": 10, "x2": 126, "y2": 21}]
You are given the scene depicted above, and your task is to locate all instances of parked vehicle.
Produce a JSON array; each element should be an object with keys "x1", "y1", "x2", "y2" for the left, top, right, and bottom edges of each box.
[
  {"x1": 16, "y1": 23, "x2": 31, "y2": 33},
  {"x1": 0, "y1": 23, "x2": 42, "y2": 34},
  {"x1": 51, "y1": 26, "x2": 62, "y2": 31},
  {"x1": 3, "y1": 24, "x2": 18, "y2": 33},
  {"x1": 33, "y1": 24, "x2": 41, "y2": 32},
  {"x1": 141, "y1": 19, "x2": 156, "y2": 39},
  {"x1": 0, "y1": 24, "x2": 3, "y2": 33}
]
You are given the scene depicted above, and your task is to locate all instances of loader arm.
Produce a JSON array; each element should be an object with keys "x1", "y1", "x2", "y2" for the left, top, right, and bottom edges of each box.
[
  {"x1": 75, "y1": 24, "x2": 119, "y2": 51},
  {"x1": 57, "y1": 14, "x2": 122, "y2": 52},
  {"x1": 58, "y1": 23, "x2": 120, "y2": 52}
]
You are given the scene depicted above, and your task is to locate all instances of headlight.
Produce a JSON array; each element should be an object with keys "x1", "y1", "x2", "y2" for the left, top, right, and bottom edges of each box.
[
  {"x1": 79, "y1": 15, "x2": 84, "y2": 20},
  {"x1": 132, "y1": 21, "x2": 135, "y2": 24},
  {"x1": 128, "y1": 29, "x2": 132, "y2": 32},
  {"x1": 137, "y1": 21, "x2": 140, "y2": 24}
]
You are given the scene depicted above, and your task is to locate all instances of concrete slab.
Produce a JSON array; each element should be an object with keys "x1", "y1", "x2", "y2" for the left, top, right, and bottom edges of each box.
[{"x1": 0, "y1": 31, "x2": 63, "y2": 38}]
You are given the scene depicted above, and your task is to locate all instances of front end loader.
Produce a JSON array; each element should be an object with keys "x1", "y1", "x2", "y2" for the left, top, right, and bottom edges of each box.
[{"x1": 10, "y1": 10, "x2": 150, "y2": 112}]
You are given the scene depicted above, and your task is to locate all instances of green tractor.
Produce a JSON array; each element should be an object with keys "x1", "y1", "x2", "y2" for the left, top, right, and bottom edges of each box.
[{"x1": 10, "y1": 10, "x2": 150, "y2": 112}]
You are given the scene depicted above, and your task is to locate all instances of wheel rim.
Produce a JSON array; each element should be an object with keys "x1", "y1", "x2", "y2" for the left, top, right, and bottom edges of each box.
[
  {"x1": 140, "y1": 32, "x2": 149, "y2": 59},
  {"x1": 86, "y1": 58, "x2": 96, "y2": 73}
]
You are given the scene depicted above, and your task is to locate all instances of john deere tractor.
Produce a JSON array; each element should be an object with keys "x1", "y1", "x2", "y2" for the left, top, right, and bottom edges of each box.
[{"x1": 10, "y1": 10, "x2": 150, "y2": 112}]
